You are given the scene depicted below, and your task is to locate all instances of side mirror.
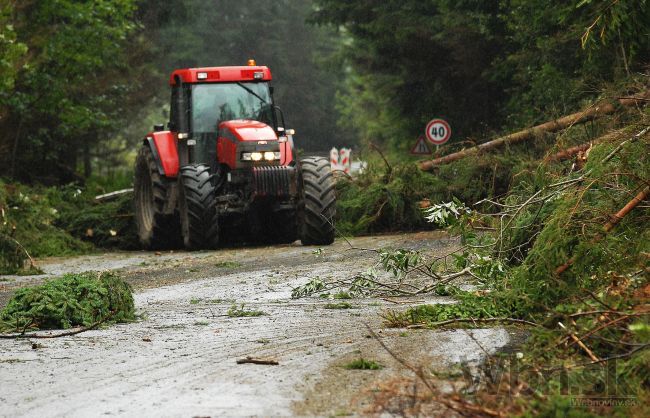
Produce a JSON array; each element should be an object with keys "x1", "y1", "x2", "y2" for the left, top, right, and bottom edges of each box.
[
  {"x1": 274, "y1": 105, "x2": 286, "y2": 134},
  {"x1": 153, "y1": 123, "x2": 165, "y2": 132}
]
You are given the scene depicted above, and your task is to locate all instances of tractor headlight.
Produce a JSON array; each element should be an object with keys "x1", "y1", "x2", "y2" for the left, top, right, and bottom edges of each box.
[
  {"x1": 242, "y1": 151, "x2": 281, "y2": 161},
  {"x1": 242, "y1": 152, "x2": 263, "y2": 161}
]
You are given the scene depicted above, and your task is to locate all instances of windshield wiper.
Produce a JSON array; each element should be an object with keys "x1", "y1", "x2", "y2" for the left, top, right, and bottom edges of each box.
[{"x1": 236, "y1": 82, "x2": 268, "y2": 105}]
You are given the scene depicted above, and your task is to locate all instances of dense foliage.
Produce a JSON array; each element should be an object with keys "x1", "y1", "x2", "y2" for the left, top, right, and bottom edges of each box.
[
  {"x1": 0, "y1": 0, "x2": 349, "y2": 184},
  {"x1": 0, "y1": 0, "x2": 144, "y2": 183},
  {"x1": 312, "y1": 0, "x2": 650, "y2": 148},
  {"x1": 0, "y1": 179, "x2": 137, "y2": 274},
  {"x1": 396, "y1": 118, "x2": 650, "y2": 416}
]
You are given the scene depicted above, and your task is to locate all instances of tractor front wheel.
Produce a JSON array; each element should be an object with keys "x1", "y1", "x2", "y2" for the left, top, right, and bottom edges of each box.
[
  {"x1": 298, "y1": 157, "x2": 336, "y2": 245},
  {"x1": 178, "y1": 164, "x2": 219, "y2": 249},
  {"x1": 134, "y1": 146, "x2": 180, "y2": 249}
]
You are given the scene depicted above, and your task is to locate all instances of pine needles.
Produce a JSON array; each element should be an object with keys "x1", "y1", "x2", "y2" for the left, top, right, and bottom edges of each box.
[{"x1": 0, "y1": 271, "x2": 135, "y2": 332}]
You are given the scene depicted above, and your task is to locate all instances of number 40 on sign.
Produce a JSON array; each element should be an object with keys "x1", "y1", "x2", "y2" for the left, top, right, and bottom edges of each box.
[{"x1": 425, "y1": 118, "x2": 451, "y2": 146}]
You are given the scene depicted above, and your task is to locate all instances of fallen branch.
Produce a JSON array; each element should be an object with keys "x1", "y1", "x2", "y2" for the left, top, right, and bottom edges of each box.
[
  {"x1": 604, "y1": 185, "x2": 650, "y2": 232},
  {"x1": 364, "y1": 323, "x2": 435, "y2": 392},
  {"x1": 558, "y1": 322, "x2": 600, "y2": 362},
  {"x1": 95, "y1": 188, "x2": 133, "y2": 202},
  {"x1": 568, "y1": 315, "x2": 637, "y2": 346},
  {"x1": 423, "y1": 317, "x2": 540, "y2": 328},
  {"x1": 380, "y1": 298, "x2": 426, "y2": 304},
  {"x1": 0, "y1": 232, "x2": 37, "y2": 271},
  {"x1": 546, "y1": 129, "x2": 623, "y2": 162},
  {"x1": 547, "y1": 343, "x2": 650, "y2": 372},
  {"x1": 601, "y1": 126, "x2": 649, "y2": 164},
  {"x1": 365, "y1": 323, "x2": 503, "y2": 417},
  {"x1": 0, "y1": 311, "x2": 116, "y2": 339},
  {"x1": 556, "y1": 184, "x2": 650, "y2": 274},
  {"x1": 419, "y1": 91, "x2": 650, "y2": 170},
  {"x1": 236, "y1": 356, "x2": 279, "y2": 365}
]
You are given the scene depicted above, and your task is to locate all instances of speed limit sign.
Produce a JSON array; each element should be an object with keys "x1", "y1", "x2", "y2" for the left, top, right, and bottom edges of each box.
[{"x1": 425, "y1": 119, "x2": 451, "y2": 145}]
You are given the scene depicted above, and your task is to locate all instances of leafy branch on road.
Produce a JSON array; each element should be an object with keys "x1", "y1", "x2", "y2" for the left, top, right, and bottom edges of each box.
[
  {"x1": 0, "y1": 271, "x2": 135, "y2": 334},
  {"x1": 227, "y1": 303, "x2": 266, "y2": 318}
]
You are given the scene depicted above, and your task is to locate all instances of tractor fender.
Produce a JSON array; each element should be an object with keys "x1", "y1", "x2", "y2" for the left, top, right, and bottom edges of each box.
[{"x1": 144, "y1": 131, "x2": 179, "y2": 177}]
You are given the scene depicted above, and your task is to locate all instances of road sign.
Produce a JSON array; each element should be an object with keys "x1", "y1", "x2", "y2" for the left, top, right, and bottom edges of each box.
[
  {"x1": 425, "y1": 118, "x2": 451, "y2": 145},
  {"x1": 410, "y1": 135, "x2": 431, "y2": 155}
]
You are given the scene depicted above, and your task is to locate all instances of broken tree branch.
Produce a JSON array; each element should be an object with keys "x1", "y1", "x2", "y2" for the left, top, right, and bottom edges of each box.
[
  {"x1": 95, "y1": 188, "x2": 133, "y2": 202},
  {"x1": 556, "y1": 184, "x2": 650, "y2": 274},
  {"x1": 603, "y1": 185, "x2": 650, "y2": 232},
  {"x1": 423, "y1": 317, "x2": 540, "y2": 328},
  {"x1": 0, "y1": 311, "x2": 116, "y2": 339},
  {"x1": 0, "y1": 232, "x2": 37, "y2": 271},
  {"x1": 546, "y1": 129, "x2": 623, "y2": 162},
  {"x1": 546, "y1": 343, "x2": 650, "y2": 372},
  {"x1": 558, "y1": 322, "x2": 600, "y2": 362},
  {"x1": 236, "y1": 356, "x2": 279, "y2": 365},
  {"x1": 419, "y1": 91, "x2": 650, "y2": 170}
]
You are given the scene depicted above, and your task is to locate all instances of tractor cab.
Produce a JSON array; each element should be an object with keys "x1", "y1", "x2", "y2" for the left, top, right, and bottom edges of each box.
[
  {"x1": 134, "y1": 61, "x2": 334, "y2": 250},
  {"x1": 165, "y1": 63, "x2": 292, "y2": 171}
]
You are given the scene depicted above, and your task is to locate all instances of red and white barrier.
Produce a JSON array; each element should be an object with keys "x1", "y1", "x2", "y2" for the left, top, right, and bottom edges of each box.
[{"x1": 330, "y1": 147, "x2": 352, "y2": 174}]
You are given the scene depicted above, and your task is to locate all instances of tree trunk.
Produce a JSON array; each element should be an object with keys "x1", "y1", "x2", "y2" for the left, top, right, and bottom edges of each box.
[
  {"x1": 419, "y1": 91, "x2": 650, "y2": 171},
  {"x1": 546, "y1": 129, "x2": 623, "y2": 162}
]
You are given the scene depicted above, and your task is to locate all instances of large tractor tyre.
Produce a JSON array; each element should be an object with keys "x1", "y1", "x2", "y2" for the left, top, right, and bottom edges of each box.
[
  {"x1": 134, "y1": 146, "x2": 181, "y2": 249},
  {"x1": 178, "y1": 164, "x2": 219, "y2": 249},
  {"x1": 298, "y1": 157, "x2": 336, "y2": 245}
]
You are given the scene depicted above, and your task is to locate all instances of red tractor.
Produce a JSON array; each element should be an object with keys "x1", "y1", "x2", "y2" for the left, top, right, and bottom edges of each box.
[{"x1": 133, "y1": 62, "x2": 336, "y2": 249}]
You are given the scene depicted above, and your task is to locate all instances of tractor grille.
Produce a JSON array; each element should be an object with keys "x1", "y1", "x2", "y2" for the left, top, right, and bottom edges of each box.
[{"x1": 252, "y1": 166, "x2": 296, "y2": 197}]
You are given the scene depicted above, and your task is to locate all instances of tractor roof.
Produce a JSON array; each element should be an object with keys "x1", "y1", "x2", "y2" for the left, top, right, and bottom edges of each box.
[{"x1": 169, "y1": 66, "x2": 272, "y2": 85}]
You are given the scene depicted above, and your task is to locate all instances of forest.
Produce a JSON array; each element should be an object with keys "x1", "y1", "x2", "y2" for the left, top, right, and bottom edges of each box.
[
  {"x1": 0, "y1": 0, "x2": 648, "y2": 182},
  {"x1": 0, "y1": 0, "x2": 649, "y2": 416}
]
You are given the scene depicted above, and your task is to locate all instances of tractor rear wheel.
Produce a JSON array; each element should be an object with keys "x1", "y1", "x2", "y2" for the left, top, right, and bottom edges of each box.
[
  {"x1": 298, "y1": 157, "x2": 336, "y2": 245},
  {"x1": 178, "y1": 164, "x2": 219, "y2": 249},
  {"x1": 134, "y1": 146, "x2": 180, "y2": 249}
]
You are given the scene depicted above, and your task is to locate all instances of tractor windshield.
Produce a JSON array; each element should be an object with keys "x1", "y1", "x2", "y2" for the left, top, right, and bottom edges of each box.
[{"x1": 191, "y1": 82, "x2": 273, "y2": 133}]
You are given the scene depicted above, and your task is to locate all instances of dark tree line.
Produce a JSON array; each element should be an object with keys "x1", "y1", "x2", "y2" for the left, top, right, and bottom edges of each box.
[{"x1": 1, "y1": 0, "x2": 647, "y2": 184}]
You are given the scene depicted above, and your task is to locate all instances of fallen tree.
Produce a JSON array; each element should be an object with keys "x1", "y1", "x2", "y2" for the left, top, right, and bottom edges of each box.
[
  {"x1": 545, "y1": 129, "x2": 622, "y2": 162},
  {"x1": 419, "y1": 91, "x2": 650, "y2": 170}
]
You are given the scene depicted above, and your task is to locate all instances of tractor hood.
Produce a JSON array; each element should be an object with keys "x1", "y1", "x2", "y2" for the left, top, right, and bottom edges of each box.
[
  {"x1": 218, "y1": 120, "x2": 278, "y2": 142},
  {"x1": 217, "y1": 119, "x2": 294, "y2": 169}
]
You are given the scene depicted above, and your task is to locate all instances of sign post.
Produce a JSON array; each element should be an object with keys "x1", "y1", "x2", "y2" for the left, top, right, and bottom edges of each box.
[{"x1": 425, "y1": 119, "x2": 451, "y2": 148}]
